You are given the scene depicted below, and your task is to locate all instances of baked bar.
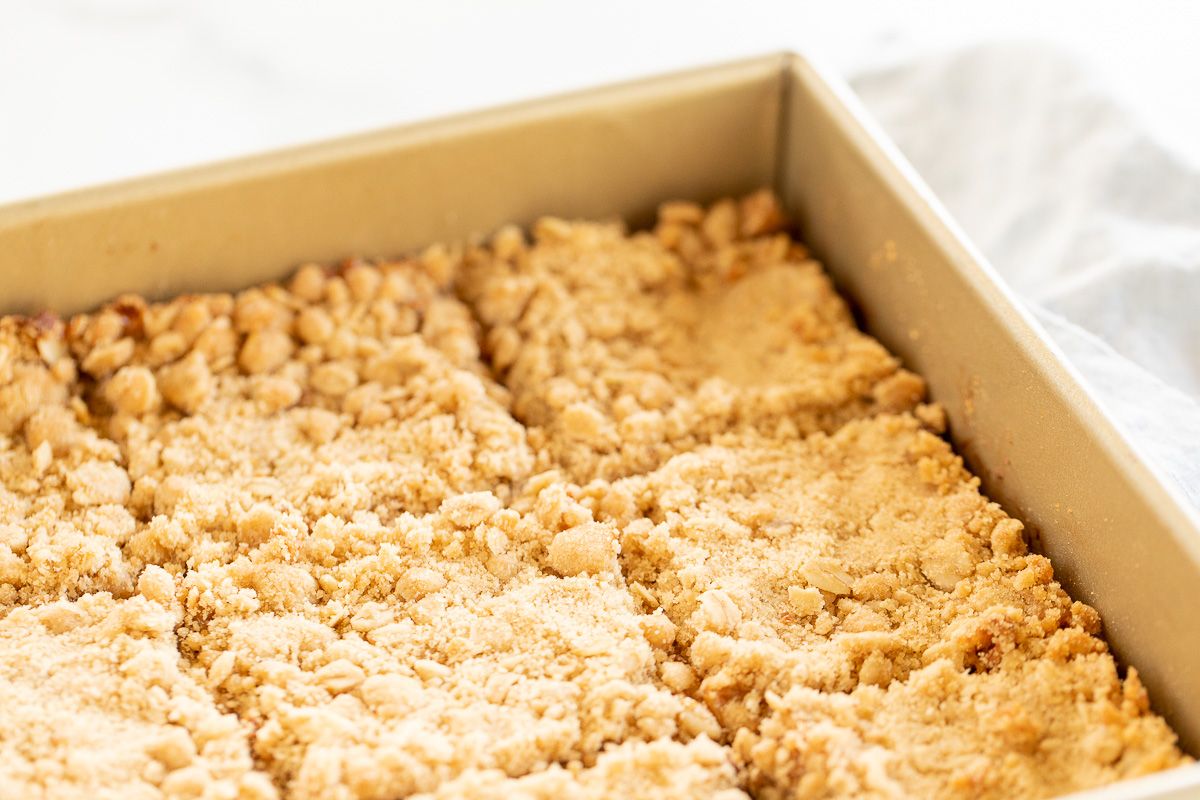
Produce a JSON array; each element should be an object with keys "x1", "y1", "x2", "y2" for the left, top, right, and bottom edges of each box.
[
  {"x1": 0, "y1": 582, "x2": 274, "y2": 799},
  {"x1": 559, "y1": 413, "x2": 1181, "y2": 796},
  {"x1": 0, "y1": 255, "x2": 534, "y2": 605},
  {"x1": 740, "y1": 652, "x2": 1182, "y2": 799},
  {"x1": 175, "y1": 499, "x2": 723, "y2": 798},
  {"x1": 73, "y1": 255, "x2": 532, "y2": 527},
  {"x1": 459, "y1": 190, "x2": 925, "y2": 482},
  {"x1": 574, "y1": 415, "x2": 1082, "y2": 721}
]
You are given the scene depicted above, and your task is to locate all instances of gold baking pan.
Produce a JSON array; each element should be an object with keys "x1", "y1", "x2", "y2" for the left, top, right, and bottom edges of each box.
[{"x1": 1, "y1": 52, "x2": 1196, "y2": 798}]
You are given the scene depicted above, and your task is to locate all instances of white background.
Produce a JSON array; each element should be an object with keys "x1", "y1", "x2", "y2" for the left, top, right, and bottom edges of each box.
[{"x1": 3, "y1": 0, "x2": 1199, "y2": 203}]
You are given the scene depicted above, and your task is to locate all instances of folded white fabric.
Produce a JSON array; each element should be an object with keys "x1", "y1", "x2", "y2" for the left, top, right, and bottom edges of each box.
[{"x1": 851, "y1": 43, "x2": 1200, "y2": 508}]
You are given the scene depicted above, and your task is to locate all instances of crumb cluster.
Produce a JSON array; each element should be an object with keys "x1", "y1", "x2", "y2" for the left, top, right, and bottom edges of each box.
[
  {"x1": 0, "y1": 578, "x2": 273, "y2": 799},
  {"x1": 459, "y1": 191, "x2": 924, "y2": 483},
  {"x1": 0, "y1": 191, "x2": 1186, "y2": 799}
]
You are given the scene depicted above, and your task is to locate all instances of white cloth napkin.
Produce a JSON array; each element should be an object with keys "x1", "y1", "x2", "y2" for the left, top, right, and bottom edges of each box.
[{"x1": 849, "y1": 44, "x2": 1200, "y2": 508}]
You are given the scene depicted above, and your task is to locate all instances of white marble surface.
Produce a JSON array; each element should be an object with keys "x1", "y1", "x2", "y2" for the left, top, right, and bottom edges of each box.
[
  {"x1": 3, "y1": 0, "x2": 1199, "y2": 203},
  {"x1": 2, "y1": 1, "x2": 1199, "y2": 504}
]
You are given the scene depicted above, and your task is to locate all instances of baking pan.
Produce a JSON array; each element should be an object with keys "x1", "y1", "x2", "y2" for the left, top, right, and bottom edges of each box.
[{"x1": 0, "y1": 52, "x2": 1196, "y2": 797}]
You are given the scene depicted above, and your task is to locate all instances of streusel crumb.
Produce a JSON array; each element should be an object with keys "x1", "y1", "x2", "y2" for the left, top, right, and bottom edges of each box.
[
  {"x1": 458, "y1": 190, "x2": 924, "y2": 482},
  {"x1": 72, "y1": 257, "x2": 533, "y2": 574},
  {"x1": 410, "y1": 737, "x2": 748, "y2": 800},
  {"x1": 0, "y1": 586, "x2": 274, "y2": 799},
  {"x1": 556, "y1": 412, "x2": 1183, "y2": 796},
  {"x1": 741, "y1": 656, "x2": 1181, "y2": 799},
  {"x1": 175, "y1": 502, "x2": 723, "y2": 798},
  {"x1": 0, "y1": 191, "x2": 1186, "y2": 799},
  {"x1": 581, "y1": 414, "x2": 1066, "y2": 700},
  {"x1": 0, "y1": 318, "x2": 138, "y2": 606}
]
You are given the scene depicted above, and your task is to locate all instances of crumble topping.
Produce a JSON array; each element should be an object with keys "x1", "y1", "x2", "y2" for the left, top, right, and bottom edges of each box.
[
  {"x1": 555, "y1": 413, "x2": 1180, "y2": 796},
  {"x1": 0, "y1": 583, "x2": 274, "y2": 799},
  {"x1": 0, "y1": 318, "x2": 138, "y2": 606},
  {"x1": 740, "y1": 654, "x2": 1182, "y2": 799},
  {"x1": 574, "y1": 415, "x2": 1076, "y2": 715},
  {"x1": 410, "y1": 737, "x2": 748, "y2": 800},
  {"x1": 86, "y1": 258, "x2": 532, "y2": 533},
  {"x1": 174, "y1": 502, "x2": 720, "y2": 798},
  {"x1": 0, "y1": 191, "x2": 1185, "y2": 799},
  {"x1": 0, "y1": 255, "x2": 533, "y2": 608},
  {"x1": 458, "y1": 190, "x2": 925, "y2": 482}
]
